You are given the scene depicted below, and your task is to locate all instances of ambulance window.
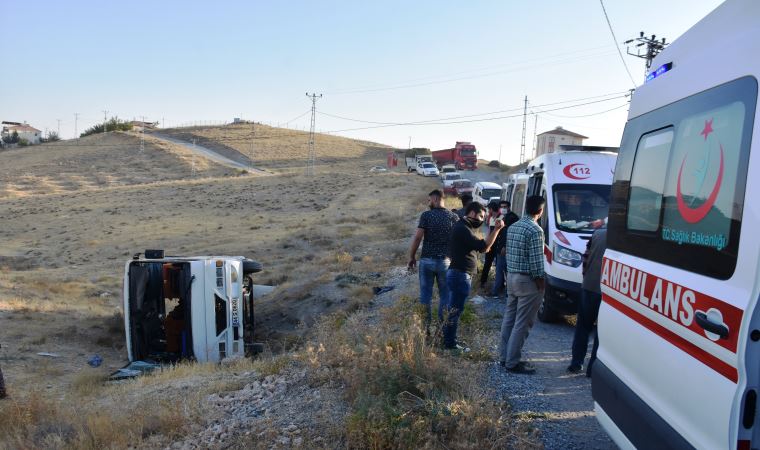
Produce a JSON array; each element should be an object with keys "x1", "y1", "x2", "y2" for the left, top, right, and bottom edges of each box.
[
  {"x1": 608, "y1": 76, "x2": 756, "y2": 279},
  {"x1": 661, "y1": 101, "x2": 746, "y2": 258},
  {"x1": 627, "y1": 128, "x2": 673, "y2": 232},
  {"x1": 512, "y1": 184, "x2": 527, "y2": 217}
]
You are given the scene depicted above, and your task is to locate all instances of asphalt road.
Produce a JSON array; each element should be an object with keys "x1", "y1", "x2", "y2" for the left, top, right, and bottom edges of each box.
[{"x1": 150, "y1": 133, "x2": 267, "y2": 174}]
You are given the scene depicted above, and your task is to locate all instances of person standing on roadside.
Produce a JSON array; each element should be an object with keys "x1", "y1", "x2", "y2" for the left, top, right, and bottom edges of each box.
[
  {"x1": 442, "y1": 202, "x2": 504, "y2": 352},
  {"x1": 455, "y1": 193, "x2": 473, "y2": 219},
  {"x1": 0, "y1": 344, "x2": 7, "y2": 399},
  {"x1": 490, "y1": 200, "x2": 520, "y2": 298},
  {"x1": 408, "y1": 189, "x2": 459, "y2": 334},
  {"x1": 568, "y1": 228, "x2": 607, "y2": 377},
  {"x1": 479, "y1": 201, "x2": 501, "y2": 290},
  {"x1": 498, "y1": 195, "x2": 546, "y2": 374}
]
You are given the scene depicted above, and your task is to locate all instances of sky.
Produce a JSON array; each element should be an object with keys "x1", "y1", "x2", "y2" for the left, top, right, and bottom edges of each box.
[{"x1": 1, "y1": 0, "x2": 724, "y2": 165}]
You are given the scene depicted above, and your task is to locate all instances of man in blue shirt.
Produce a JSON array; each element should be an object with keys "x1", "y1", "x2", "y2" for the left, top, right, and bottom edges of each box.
[
  {"x1": 408, "y1": 189, "x2": 459, "y2": 334},
  {"x1": 499, "y1": 195, "x2": 546, "y2": 374}
]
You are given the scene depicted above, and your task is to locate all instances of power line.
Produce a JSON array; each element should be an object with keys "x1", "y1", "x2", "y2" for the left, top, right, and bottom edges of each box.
[
  {"x1": 318, "y1": 91, "x2": 629, "y2": 126},
  {"x1": 322, "y1": 94, "x2": 630, "y2": 133},
  {"x1": 599, "y1": 0, "x2": 637, "y2": 88},
  {"x1": 532, "y1": 102, "x2": 630, "y2": 119},
  {"x1": 327, "y1": 45, "x2": 613, "y2": 95},
  {"x1": 327, "y1": 49, "x2": 616, "y2": 95}
]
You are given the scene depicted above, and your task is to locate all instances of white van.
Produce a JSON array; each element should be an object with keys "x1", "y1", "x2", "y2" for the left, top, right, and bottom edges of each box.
[
  {"x1": 123, "y1": 250, "x2": 263, "y2": 364},
  {"x1": 594, "y1": 2, "x2": 760, "y2": 449},
  {"x1": 502, "y1": 173, "x2": 529, "y2": 217},
  {"x1": 522, "y1": 150, "x2": 617, "y2": 321},
  {"x1": 473, "y1": 181, "x2": 503, "y2": 206}
]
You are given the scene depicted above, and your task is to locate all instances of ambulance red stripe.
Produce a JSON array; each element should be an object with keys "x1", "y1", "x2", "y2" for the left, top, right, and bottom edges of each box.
[
  {"x1": 602, "y1": 292, "x2": 738, "y2": 383},
  {"x1": 601, "y1": 258, "x2": 742, "y2": 353}
]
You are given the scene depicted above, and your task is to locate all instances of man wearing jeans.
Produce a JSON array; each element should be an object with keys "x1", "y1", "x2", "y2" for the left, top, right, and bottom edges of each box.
[
  {"x1": 491, "y1": 200, "x2": 520, "y2": 298},
  {"x1": 408, "y1": 189, "x2": 459, "y2": 333},
  {"x1": 499, "y1": 195, "x2": 546, "y2": 374},
  {"x1": 568, "y1": 228, "x2": 607, "y2": 377},
  {"x1": 442, "y1": 202, "x2": 503, "y2": 352}
]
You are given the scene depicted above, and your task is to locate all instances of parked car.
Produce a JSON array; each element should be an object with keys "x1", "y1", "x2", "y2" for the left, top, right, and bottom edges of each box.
[
  {"x1": 369, "y1": 166, "x2": 387, "y2": 173},
  {"x1": 448, "y1": 179, "x2": 474, "y2": 197},
  {"x1": 473, "y1": 181, "x2": 503, "y2": 206},
  {"x1": 439, "y1": 164, "x2": 458, "y2": 180},
  {"x1": 441, "y1": 172, "x2": 463, "y2": 192},
  {"x1": 416, "y1": 162, "x2": 439, "y2": 177}
]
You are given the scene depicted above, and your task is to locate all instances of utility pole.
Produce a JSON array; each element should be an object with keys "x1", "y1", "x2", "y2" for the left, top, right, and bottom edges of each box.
[
  {"x1": 102, "y1": 110, "x2": 109, "y2": 134},
  {"x1": 254, "y1": 120, "x2": 256, "y2": 169},
  {"x1": 532, "y1": 113, "x2": 538, "y2": 159},
  {"x1": 519, "y1": 96, "x2": 528, "y2": 164},
  {"x1": 140, "y1": 116, "x2": 145, "y2": 153},
  {"x1": 625, "y1": 31, "x2": 668, "y2": 74},
  {"x1": 408, "y1": 136, "x2": 411, "y2": 150},
  {"x1": 56, "y1": 119, "x2": 61, "y2": 138},
  {"x1": 305, "y1": 92, "x2": 322, "y2": 176},
  {"x1": 74, "y1": 113, "x2": 80, "y2": 139},
  {"x1": 498, "y1": 144, "x2": 502, "y2": 164}
]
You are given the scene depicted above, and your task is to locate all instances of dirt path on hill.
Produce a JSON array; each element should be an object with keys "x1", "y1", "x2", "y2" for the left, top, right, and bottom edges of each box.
[{"x1": 150, "y1": 133, "x2": 266, "y2": 173}]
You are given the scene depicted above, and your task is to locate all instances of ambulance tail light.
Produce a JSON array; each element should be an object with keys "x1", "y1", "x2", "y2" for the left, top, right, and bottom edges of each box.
[{"x1": 553, "y1": 244, "x2": 582, "y2": 267}]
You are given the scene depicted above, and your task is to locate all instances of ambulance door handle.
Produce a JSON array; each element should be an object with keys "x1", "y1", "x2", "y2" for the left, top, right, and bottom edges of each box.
[{"x1": 695, "y1": 311, "x2": 729, "y2": 339}]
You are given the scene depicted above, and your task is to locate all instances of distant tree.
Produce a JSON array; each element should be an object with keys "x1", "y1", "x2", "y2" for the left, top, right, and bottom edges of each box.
[
  {"x1": 9, "y1": 130, "x2": 19, "y2": 144},
  {"x1": 18, "y1": 137, "x2": 29, "y2": 147},
  {"x1": 80, "y1": 117, "x2": 133, "y2": 137},
  {"x1": 40, "y1": 131, "x2": 60, "y2": 143},
  {"x1": 404, "y1": 147, "x2": 431, "y2": 158}
]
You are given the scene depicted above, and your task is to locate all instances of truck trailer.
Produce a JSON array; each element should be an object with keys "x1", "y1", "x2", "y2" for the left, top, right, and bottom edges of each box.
[{"x1": 431, "y1": 142, "x2": 478, "y2": 170}]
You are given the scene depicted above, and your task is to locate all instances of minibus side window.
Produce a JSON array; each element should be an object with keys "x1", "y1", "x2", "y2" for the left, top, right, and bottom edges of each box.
[{"x1": 627, "y1": 129, "x2": 674, "y2": 232}]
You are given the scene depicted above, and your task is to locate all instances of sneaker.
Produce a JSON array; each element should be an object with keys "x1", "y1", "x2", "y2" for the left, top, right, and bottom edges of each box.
[
  {"x1": 566, "y1": 364, "x2": 583, "y2": 374},
  {"x1": 506, "y1": 362, "x2": 536, "y2": 374},
  {"x1": 446, "y1": 343, "x2": 471, "y2": 355}
]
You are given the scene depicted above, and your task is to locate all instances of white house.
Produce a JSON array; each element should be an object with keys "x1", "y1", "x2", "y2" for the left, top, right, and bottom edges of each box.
[
  {"x1": 1, "y1": 121, "x2": 42, "y2": 144},
  {"x1": 535, "y1": 126, "x2": 587, "y2": 157}
]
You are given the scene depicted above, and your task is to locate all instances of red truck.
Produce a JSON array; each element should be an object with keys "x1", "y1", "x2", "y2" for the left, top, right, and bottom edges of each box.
[{"x1": 431, "y1": 142, "x2": 478, "y2": 170}]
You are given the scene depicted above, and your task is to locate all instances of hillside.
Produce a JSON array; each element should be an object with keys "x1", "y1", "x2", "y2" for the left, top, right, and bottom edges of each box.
[
  {"x1": 0, "y1": 127, "x2": 540, "y2": 449},
  {"x1": 0, "y1": 132, "x2": 236, "y2": 198},
  {"x1": 156, "y1": 123, "x2": 392, "y2": 169}
]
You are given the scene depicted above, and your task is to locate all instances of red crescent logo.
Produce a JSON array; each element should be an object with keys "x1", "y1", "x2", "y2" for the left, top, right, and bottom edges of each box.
[
  {"x1": 563, "y1": 163, "x2": 591, "y2": 180},
  {"x1": 676, "y1": 145, "x2": 724, "y2": 224}
]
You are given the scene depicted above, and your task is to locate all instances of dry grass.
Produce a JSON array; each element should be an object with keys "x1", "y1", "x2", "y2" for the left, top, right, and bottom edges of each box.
[{"x1": 302, "y1": 295, "x2": 540, "y2": 449}]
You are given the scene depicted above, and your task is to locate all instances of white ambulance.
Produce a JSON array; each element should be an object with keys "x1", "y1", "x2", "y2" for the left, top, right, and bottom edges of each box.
[
  {"x1": 594, "y1": 1, "x2": 760, "y2": 449},
  {"x1": 122, "y1": 250, "x2": 263, "y2": 364},
  {"x1": 520, "y1": 150, "x2": 617, "y2": 321}
]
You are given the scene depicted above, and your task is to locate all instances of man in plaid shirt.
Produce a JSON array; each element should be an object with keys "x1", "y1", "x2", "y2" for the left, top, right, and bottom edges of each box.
[{"x1": 498, "y1": 195, "x2": 546, "y2": 374}]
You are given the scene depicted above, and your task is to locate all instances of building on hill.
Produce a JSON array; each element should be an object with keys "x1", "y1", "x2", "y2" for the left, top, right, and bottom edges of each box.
[
  {"x1": 1, "y1": 121, "x2": 42, "y2": 144},
  {"x1": 535, "y1": 126, "x2": 587, "y2": 157},
  {"x1": 128, "y1": 120, "x2": 158, "y2": 132}
]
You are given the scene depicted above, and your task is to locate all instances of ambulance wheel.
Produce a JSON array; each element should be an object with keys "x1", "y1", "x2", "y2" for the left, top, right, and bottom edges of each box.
[{"x1": 537, "y1": 295, "x2": 560, "y2": 323}]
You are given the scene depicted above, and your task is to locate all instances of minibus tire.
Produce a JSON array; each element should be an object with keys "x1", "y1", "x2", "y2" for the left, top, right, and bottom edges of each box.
[{"x1": 537, "y1": 295, "x2": 560, "y2": 323}]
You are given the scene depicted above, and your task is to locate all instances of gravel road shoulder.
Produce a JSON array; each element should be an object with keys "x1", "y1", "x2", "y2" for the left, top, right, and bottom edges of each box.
[{"x1": 477, "y1": 297, "x2": 617, "y2": 450}]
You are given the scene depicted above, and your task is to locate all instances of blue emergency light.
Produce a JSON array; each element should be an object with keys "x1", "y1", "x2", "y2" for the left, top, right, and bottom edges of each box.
[{"x1": 645, "y1": 62, "x2": 673, "y2": 83}]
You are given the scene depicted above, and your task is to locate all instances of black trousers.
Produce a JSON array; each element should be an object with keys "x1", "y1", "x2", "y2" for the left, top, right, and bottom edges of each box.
[
  {"x1": 0, "y1": 364, "x2": 6, "y2": 398},
  {"x1": 480, "y1": 247, "x2": 496, "y2": 285}
]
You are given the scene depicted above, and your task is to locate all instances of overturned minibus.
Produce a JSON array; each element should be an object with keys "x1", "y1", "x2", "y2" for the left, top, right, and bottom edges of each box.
[{"x1": 123, "y1": 250, "x2": 263, "y2": 363}]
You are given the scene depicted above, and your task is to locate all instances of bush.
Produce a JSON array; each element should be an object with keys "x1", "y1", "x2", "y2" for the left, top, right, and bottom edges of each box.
[
  {"x1": 488, "y1": 160, "x2": 501, "y2": 167},
  {"x1": 80, "y1": 117, "x2": 133, "y2": 137},
  {"x1": 404, "y1": 147, "x2": 431, "y2": 158}
]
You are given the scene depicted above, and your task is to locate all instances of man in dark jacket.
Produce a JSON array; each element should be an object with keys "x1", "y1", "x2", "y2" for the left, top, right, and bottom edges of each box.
[
  {"x1": 568, "y1": 228, "x2": 607, "y2": 376},
  {"x1": 490, "y1": 200, "x2": 520, "y2": 298},
  {"x1": 443, "y1": 202, "x2": 503, "y2": 352}
]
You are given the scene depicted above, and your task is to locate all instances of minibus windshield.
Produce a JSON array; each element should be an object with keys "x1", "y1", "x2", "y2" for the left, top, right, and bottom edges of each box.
[{"x1": 553, "y1": 184, "x2": 610, "y2": 233}]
